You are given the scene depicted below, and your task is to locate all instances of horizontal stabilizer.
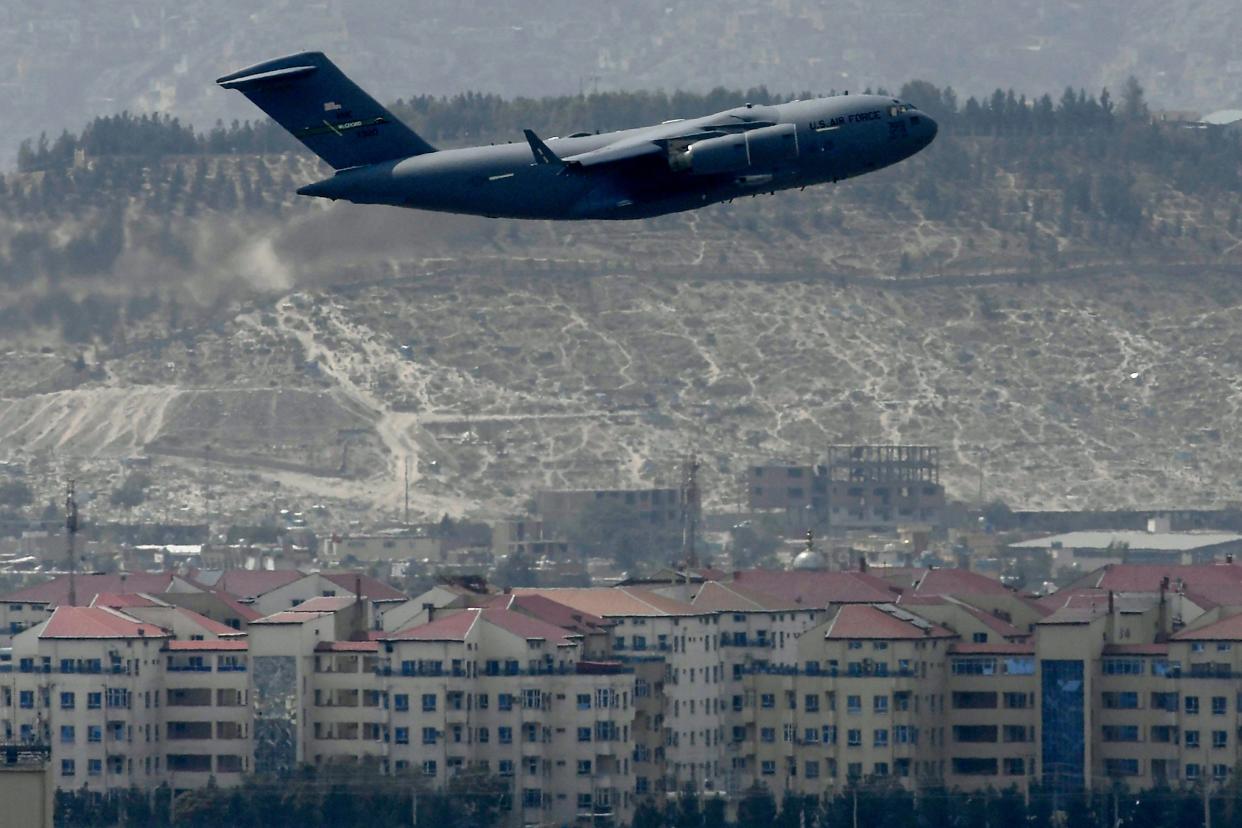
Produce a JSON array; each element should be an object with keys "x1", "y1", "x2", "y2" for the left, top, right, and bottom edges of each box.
[{"x1": 217, "y1": 52, "x2": 435, "y2": 170}]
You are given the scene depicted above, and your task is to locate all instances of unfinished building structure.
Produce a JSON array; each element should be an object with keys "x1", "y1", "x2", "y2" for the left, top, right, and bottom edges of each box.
[{"x1": 826, "y1": 445, "x2": 944, "y2": 530}]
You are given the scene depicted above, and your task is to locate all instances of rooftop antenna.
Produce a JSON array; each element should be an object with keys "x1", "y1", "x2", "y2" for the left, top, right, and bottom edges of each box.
[
  {"x1": 65, "y1": 481, "x2": 79, "y2": 607},
  {"x1": 680, "y1": 453, "x2": 701, "y2": 570},
  {"x1": 404, "y1": 455, "x2": 411, "y2": 527}
]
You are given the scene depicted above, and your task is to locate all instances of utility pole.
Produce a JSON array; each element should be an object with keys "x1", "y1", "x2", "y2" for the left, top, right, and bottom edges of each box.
[
  {"x1": 65, "y1": 481, "x2": 79, "y2": 607},
  {"x1": 404, "y1": 455, "x2": 411, "y2": 526},
  {"x1": 680, "y1": 453, "x2": 701, "y2": 570}
]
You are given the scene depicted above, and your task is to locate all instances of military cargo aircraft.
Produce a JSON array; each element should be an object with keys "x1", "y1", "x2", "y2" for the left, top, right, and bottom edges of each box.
[{"x1": 218, "y1": 52, "x2": 937, "y2": 220}]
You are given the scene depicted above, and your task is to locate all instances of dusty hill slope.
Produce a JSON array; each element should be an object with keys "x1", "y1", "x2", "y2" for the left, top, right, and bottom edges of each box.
[{"x1": 1, "y1": 108, "x2": 1241, "y2": 522}]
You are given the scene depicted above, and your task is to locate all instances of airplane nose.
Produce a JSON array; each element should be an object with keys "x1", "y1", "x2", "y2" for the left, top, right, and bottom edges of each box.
[{"x1": 922, "y1": 115, "x2": 938, "y2": 145}]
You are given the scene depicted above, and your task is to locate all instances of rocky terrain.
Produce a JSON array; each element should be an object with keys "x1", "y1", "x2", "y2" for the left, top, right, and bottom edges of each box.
[{"x1": 0, "y1": 102, "x2": 1240, "y2": 525}]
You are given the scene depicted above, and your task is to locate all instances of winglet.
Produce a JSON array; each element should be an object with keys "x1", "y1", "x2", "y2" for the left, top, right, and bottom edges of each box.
[{"x1": 523, "y1": 129, "x2": 563, "y2": 166}]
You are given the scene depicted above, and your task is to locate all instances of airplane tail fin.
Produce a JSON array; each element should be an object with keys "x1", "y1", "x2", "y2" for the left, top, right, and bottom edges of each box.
[{"x1": 217, "y1": 52, "x2": 435, "y2": 170}]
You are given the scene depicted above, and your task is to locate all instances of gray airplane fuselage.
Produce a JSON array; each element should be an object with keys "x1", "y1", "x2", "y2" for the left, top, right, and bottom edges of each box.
[{"x1": 300, "y1": 95, "x2": 937, "y2": 220}]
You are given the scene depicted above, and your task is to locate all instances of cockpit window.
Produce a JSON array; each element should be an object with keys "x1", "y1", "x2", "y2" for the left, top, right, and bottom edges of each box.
[{"x1": 888, "y1": 103, "x2": 917, "y2": 117}]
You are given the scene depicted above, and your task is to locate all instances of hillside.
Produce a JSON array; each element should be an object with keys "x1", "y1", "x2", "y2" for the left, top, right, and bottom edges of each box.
[
  {"x1": 0, "y1": 92, "x2": 1241, "y2": 524},
  {"x1": 2, "y1": 1, "x2": 1241, "y2": 165}
]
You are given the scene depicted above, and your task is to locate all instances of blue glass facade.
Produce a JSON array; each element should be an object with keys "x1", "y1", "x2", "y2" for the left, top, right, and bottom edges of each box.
[{"x1": 1041, "y1": 659, "x2": 1085, "y2": 789}]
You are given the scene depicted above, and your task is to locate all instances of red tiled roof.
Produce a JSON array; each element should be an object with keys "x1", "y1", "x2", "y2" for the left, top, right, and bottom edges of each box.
[
  {"x1": 203, "y1": 589, "x2": 264, "y2": 622},
  {"x1": 510, "y1": 587, "x2": 700, "y2": 617},
  {"x1": 40, "y1": 606, "x2": 170, "y2": 639},
  {"x1": 729, "y1": 570, "x2": 901, "y2": 607},
  {"x1": 252, "y1": 610, "x2": 334, "y2": 624},
  {"x1": 2, "y1": 573, "x2": 185, "y2": 607},
  {"x1": 483, "y1": 593, "x2": 614, "y2": 634},
  {"x1": 480, "y1": 607, "x2": 579, "y2": 647},
  {"x1": 689, "y1": 581, "x2": 803, "y2": 612},
  {"x1": 173, "y1": 607, "x2": 244, "y2": 637},
  {"x1": 1056, "y1": 563, "x2": 1242, "y2": 610},
  {"x1": 90, "y1": 592, "x2": 169, "y2": 609},
  {"x1": 1103, "y1": 643, "x2": 1170, "y2": 654},
  {"x1": 165, "y1": 639, "x2": 248, "y2": 651},
  {"x1": 822, "y1": 604, "x2": 955, "y2": 640},
  {"x1": 883, "y1": 567, "x2": 1014, "y2": 597},
  {"x1": 385, "y1": 609, "x2": 481, "y2": 641},
  {"x1": 320, "y1": 572, "x2": 407, "y2": 602},
  {"x1": 314, "y1": 640, "x2": 379, "y2": 652},
  {"x1": 949, "y1": 641, "x2": 1035, "y2": 655},
  {"x1": 213, "y1": 570, "x2": 304, "y2": 599},
  {"x1": 292, "y1": 595, "x2": 356, "y2": 612},
  {"x1": 1172, "y1": 612, "x2": 1242, "y2": 641}
]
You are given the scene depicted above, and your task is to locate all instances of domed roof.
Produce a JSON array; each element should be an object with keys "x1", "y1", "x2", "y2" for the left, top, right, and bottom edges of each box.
[{"x1": 791, "y1": 549, "x2": 828, "y2": 571}]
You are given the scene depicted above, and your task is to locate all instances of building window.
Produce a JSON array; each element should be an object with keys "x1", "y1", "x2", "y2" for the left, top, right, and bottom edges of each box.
[
  {"x1": 394, "y1": 694, "x2": 409, "y2": 712},
  {"x1": 1213, "y1": 697, "x2": 1228, "y2": 716},
  {"x1": 1102, "y1": 692, "x2": 1138, "y2": 710},
  {"x1": 498, "y1": 694, "x2": 513, "y2": 711},
  {"x1": 88, "y1": 759, "x2": 101, "y2": 777},
  {"x1": 395, "y1": 727, "x2": 409, "y2": 745},
  {"x1": 498, "y1": 760, "x2": 513, "y2": 777},
  {"x1": 1102, "y1": 726, "x2": 1139, "y2": 742},
  {"x1": 847, "y1": 729, "x2": 862, "y2": 747},
  {"x1": 1186, "y1": 764, "x2": 1201, "y2": 780},
  {"x1": 823, "y1": 726, "x2": 837, "y2": 745},
  {"x1": 760, "y1": 728, "x2": 775, "y2": 744},
  {"x1": 1004, "y1": 758, "x2": 1025, "y2": 776},
  {"x1": 61, "y1": 760, "x2": 75, "y2": 777},
  {"x1": 60, "y1": 692, "x2": 75, "y2": 710},
  {"x1": 60, "y1": 726, "x2": 75, "y2": 744},
  {"x1": 873, "y1": 695, "x2": 889, "y2": 714},
  {"x1": 422, "y1": 694, "x2": 437, "y2": 712},
  {"x1": 1186, "y1": 730, "x2": 1200, "y2": 748},
  {"x1": 761, "y1": 761, "x2": 776, "y2": 776},
  {"x1": 522, "y1": 789, "x2": 542, "y2": 808},
  {"x1": 1151, "y1": 692, "x2": 1179, "y2": 711},
  {"x1": 423, "y1": 727, "x2": 438, "y2": 745},
  {"x1": 478, "y1": 727, "x2": 489, "y2": 744},
  {"x1": 873, "y1": 729, "x2": 889, "y2": 747},
  {"x1": 577, "y1": 727, "x2": 591, "y2": 743},
  {"x1": 499, "y1": 727, "x2": 512, "y2": 744},
  {"x1": 1152, "y1": 725, "x2": 1179, "y2": 743},
  {"x1": 87, "y1": 726, "x2": 101, "y2": 743},
  {"x1": 951, "y1": 758, "x2": 998, "y2": 776},
  {"x1": 1101, "y1": 658, "x2": 1143, "y2": 676},
  {"x1": 1104, "y1": 758, "x2": 1140, "y2": 777},
  {"x1": 805, "y1": 694, "x2": 819, "y2": 713},
  {"x1": 806, "y1": 761, "x2": 820, "y2": 779},
  {"x1": 760, "y1": 693, "x2": 775, "y2": 709},
  {"x1": 1213, "y1": 731, "x2": 1228, "y2": 749},
  {"x1": 423, "y1": 760, "x2": 437, "y2": 777},
  {"x1": 18, "y1": 691, "x2": 33, "y2": 709},
  {"x1": 577, "y1": 760, "x2": 592, "y2": 776},
  {"x1": 847, "y1": 695, "x2": 862, "y2": 714},
  {"x1": 1186, "y1": 696, "x2": 1200, "y2": 715}
]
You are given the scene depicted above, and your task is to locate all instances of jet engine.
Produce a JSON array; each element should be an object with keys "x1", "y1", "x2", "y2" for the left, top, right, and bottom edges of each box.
[{"x1": 673, "y1": 123, "x2": 799, "y2": 175}]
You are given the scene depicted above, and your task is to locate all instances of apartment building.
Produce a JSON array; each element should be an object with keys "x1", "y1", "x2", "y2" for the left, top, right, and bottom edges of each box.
[{"x1": 15, "y1": 562, "x2": 1242, "y2": 820}]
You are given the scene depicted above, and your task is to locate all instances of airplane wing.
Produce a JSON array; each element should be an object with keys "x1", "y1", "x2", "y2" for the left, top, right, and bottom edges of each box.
[
  {"x1": 525, "y1": 117, "x2": 780, "y2": 171},
  {"x1": 561, "y1": 141, "x2": 666, "y2": 168}
]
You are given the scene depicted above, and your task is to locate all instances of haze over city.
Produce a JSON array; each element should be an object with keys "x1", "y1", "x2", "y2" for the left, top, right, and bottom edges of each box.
[{"x1": 1, "y1": 3, "x2": 1242, "y2": 827}]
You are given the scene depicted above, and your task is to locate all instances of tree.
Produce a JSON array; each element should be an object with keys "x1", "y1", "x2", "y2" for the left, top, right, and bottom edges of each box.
[
  {"x1": 0, "y1": 480, "x2": 33, "y2": 509},
  {"x1": 737, "y1": 784, "x2": 778, "y2": 828},
  {"x1": 1121, "y1": 75, "x2": 1149, "y2": 121},
  {"x1": 565, "y1": 497, "x2": 680, "y2": 574},
  {"x1": 110, "y1": 472, "x2": 152, "y2": 509}
]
